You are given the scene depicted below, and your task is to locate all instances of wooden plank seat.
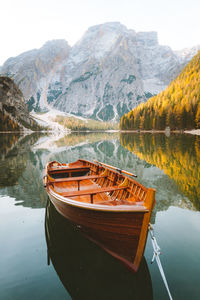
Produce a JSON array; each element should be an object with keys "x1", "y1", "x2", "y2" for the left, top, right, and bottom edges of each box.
[
  {"x1": 61, "y1": 185, "x2": 127, "y2": 203},
  {"x1": 49, "y1": 175, "x2": 107, "y2": 191},
  {"x1": 49, "y1": 166, "x2": 90, "y2": 172},
  {"x1": 49, "y1": 175, "x2": 106, "y2": 183}
]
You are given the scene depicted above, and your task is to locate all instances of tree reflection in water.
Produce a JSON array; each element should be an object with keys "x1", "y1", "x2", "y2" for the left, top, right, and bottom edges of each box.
[{"x1": 120, "y1": 133, "x2": 200, "y2": 210}]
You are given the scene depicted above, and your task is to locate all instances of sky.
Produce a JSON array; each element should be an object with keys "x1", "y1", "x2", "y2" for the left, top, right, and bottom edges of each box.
[{"x1": 0, "y1": 0, "x2": 199, "y2": 65}]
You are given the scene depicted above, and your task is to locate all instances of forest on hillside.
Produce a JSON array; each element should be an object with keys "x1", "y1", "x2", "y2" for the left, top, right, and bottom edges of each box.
[
  {"x1": 54, "y1": 115, "x2": 119, "y2": 131},
  {"x1": 120, "y1": 51, "x2": 200, "y2": 130}
]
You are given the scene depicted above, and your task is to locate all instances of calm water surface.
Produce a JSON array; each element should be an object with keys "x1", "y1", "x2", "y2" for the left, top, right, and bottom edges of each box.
[{"x1": 0, "y1": 132, "x2": 200, "y2": 300}]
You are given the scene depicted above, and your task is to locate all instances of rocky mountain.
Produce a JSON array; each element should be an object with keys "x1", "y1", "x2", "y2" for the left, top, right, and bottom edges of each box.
[
  {"x1": 0, "y1": 22, "x2": 198, "y2": 122},
  {"x1": 175, "y1": 44, "x2": 200, "y2": 63},
  {"x1": 1, "y1": 40, "x2": 71, "y2": 110},
  {"x1": 0, "y1": 76, "x2": 41, "y2": 131}
]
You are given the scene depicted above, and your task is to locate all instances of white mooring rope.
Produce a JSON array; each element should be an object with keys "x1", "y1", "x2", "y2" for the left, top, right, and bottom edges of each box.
[{"x1": 148, "y1": 224, "x2": 173, "y2": 300}]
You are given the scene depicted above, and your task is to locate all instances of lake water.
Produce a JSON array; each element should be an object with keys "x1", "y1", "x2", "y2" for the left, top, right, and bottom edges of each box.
[{"x1": 0, "y1": 132, "x2": 200, "y2": 300}]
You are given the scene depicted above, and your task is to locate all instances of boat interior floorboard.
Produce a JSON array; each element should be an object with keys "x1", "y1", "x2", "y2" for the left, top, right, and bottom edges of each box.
[{"x1": 52, "y1": 179, "x2": 139, "y2": 206}]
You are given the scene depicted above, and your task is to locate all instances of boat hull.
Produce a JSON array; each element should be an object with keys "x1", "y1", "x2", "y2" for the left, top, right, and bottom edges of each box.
[{"x1": 48, "y1": 192, "x2": 150, "y2": 272}]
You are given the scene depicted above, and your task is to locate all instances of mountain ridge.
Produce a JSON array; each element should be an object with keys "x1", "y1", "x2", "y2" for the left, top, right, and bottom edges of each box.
[{"x1": 0, "y1": 22, "x2": 199, "y2": 122}]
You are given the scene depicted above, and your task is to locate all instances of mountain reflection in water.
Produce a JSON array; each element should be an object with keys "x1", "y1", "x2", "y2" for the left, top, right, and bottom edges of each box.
[
  {"x1": 0, "y1": 132, "x2": 48, "y2": 207},
  {"x1": 120, "y1": 133, "x2": 200, "y2": 210},
  {"x1": 0, "y1": 132, "x2": 199, "y2": 214},
  {"x1": 45, "y1": 200, "x2": 153, "y2": 300}
]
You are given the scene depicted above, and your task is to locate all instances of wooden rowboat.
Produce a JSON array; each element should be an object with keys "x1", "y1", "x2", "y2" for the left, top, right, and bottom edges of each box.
[
  {"x1": 43, "y1": 159, "x2": 155, "y2": 272},
  {"x1": 45, "y1": 200, "x2": 153, "y2": 300}
]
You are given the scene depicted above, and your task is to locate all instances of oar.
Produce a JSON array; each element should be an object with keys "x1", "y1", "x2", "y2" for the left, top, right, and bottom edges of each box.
[{"x1": 94, "y1": 160, "x2": 137, "y2": 177}]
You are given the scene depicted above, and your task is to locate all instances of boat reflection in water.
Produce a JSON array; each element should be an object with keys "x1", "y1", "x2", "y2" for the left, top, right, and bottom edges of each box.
[{"x1": 45, "y1": 200, "x2": 153, "y2": 300}]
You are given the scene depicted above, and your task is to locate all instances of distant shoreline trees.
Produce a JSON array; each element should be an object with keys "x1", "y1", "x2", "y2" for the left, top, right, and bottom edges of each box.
[
  {"x1": 120, "y1": 51, "x2": 200, "y2": 131},
  {"x1": 54, "y1": 115, "x2": 119, "y2": 131}
]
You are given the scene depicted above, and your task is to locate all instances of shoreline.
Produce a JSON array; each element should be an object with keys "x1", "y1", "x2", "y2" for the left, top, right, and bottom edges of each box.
[
  {"x1": 120, "y1": 129, "x2": 200, "y2": 136},
  {"x1": 0, "y1": 129, "x2": 200, "y2": 135}
]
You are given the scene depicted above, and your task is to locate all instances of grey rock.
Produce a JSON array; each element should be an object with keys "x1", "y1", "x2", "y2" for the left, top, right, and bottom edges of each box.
[
  {"x1": 1, "y1": 40, "x2": 71, "y2": 111},
  {"x1": 0, "y1": 76, "x2": 40, "y2": 131},
  {"x1": 0, "y1": 23, "x2": 198, "y2": 121}
]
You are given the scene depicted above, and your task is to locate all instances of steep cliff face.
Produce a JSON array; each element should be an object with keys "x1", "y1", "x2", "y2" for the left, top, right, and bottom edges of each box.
[
  {"x1": 1, "y1": 40, "x2": 71, "y2": 111},
  {"x1": 55, "y1": 23, "x2": 189, "y2": 121},
  {"x1": 0, "y1": 23, "x2": 198, "y2": 121},
  {"x1": 55, "y1": 23, "x2": 144, "y2": 120},
  {"x1": 0, "y1": 76, "x2": 40, "y2": 131}
]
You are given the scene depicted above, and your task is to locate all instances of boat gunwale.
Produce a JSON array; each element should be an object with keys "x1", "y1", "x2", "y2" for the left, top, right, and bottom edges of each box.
[{"x1": 44, "y1": 159, "x2": 154, "y2": 213}]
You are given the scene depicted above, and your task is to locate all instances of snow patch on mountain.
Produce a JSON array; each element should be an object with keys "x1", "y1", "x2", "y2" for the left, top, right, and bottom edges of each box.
[
  {"x1": 31, "y1": 109, "x2": 70, "y2": 132},
  {"x1": 175, "y1": 45, "x2": 200, "y2": 63}
]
